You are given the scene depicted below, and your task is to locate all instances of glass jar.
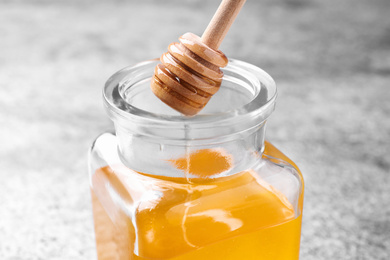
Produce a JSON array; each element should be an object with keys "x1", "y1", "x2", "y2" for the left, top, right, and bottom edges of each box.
[{"x1": 89, "y1": 59, "x2": 304, "y2": 260}]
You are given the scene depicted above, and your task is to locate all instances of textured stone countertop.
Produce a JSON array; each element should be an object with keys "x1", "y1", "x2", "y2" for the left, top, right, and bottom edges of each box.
[{"x1": 1, "y1": 0, "x2": 389, "y2": 259}]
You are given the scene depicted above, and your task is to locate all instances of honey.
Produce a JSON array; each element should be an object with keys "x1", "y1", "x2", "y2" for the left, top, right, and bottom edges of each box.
[{"x1": 91, "y1": 142, "x2": 303, "y2": 259}]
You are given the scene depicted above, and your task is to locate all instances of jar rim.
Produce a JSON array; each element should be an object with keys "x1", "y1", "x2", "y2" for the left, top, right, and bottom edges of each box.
[{"x1": 103, "y1": 59, "x2": 277, "y2": 140}]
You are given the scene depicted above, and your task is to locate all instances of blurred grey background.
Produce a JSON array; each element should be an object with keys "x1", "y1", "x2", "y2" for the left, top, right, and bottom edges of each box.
[{"x1": 0, "y1": 0, "x2": 389, "y2": 259}]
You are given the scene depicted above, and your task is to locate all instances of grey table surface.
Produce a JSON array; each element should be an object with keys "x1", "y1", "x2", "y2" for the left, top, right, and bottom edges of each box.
[{"x1": 1, "y1": 0, "x2": 389, "y2": 259}]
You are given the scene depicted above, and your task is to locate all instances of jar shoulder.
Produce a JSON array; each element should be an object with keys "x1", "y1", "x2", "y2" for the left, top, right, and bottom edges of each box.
[
  {"x1": 263, "y1": 140, "x2": 303, "y2": 181},
  {"x1": 88, "y1": 133, "x2": 304, "y2": 218}
]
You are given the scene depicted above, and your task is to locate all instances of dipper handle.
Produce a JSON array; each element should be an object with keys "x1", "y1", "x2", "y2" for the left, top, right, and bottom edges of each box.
[{"x1": 201, "y1": 0, "x2": 247, "y2": 50}]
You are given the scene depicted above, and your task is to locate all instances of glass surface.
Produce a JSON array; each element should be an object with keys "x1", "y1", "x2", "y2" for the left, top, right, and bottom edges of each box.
[{"x1": 89, "y1": 59, "x2": 304, "y2": 259}]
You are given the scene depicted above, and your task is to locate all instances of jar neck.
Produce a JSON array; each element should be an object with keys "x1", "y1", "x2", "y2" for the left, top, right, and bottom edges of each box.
[
  {"x1": 104, "y1": 59, "x2": 277, "y2": 180},
  {"x1": 115, "y1": 120, "x2": 267, "y2": 179}
]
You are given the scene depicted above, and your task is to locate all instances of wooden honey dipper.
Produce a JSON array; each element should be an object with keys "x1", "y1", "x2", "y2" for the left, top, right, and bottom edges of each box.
[{"x1": 151, "y1": 0, "x2": 247, "y2": 116}]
